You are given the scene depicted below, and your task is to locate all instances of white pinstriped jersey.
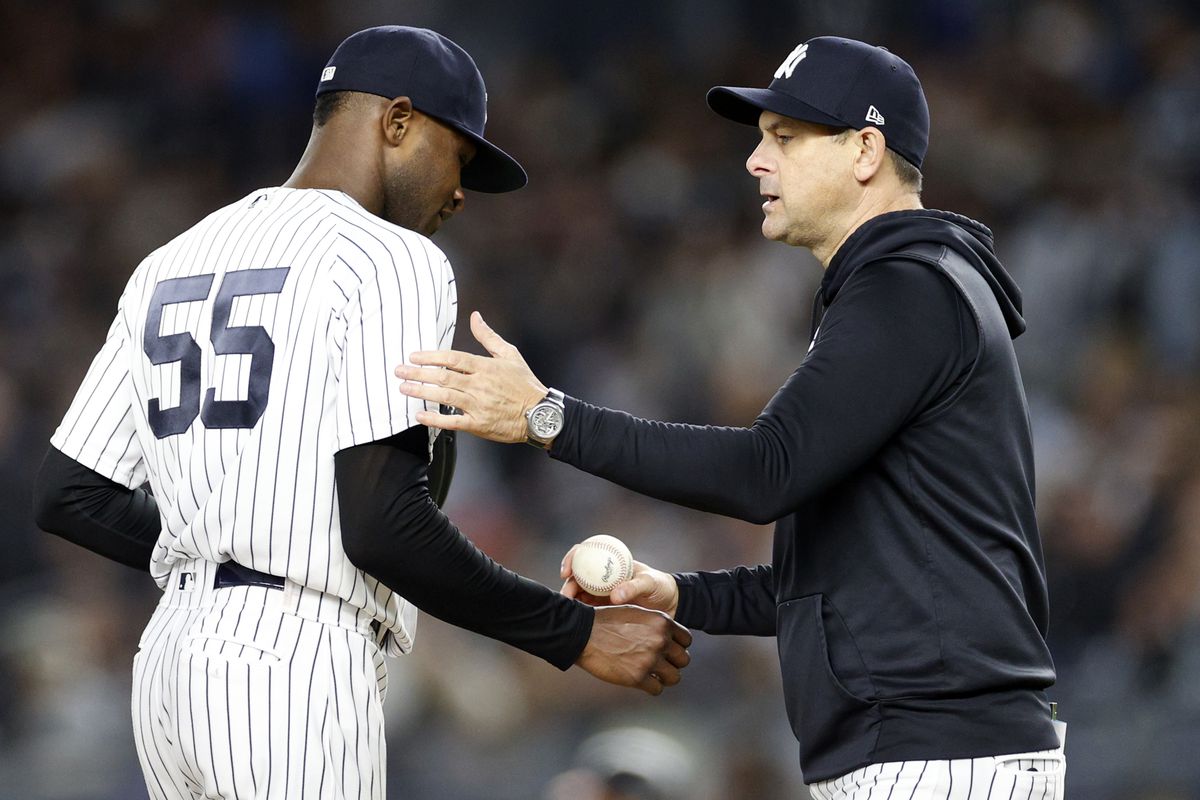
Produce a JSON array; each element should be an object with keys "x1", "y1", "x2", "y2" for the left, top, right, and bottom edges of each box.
[{"x1": 51, "y1": 187, "x2": 457, "y2": 655}]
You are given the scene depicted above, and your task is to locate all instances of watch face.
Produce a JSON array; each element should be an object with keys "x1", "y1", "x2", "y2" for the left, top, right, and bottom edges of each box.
[{"x1": 529, "y1": 403, "x2": 564, "y2": 440}]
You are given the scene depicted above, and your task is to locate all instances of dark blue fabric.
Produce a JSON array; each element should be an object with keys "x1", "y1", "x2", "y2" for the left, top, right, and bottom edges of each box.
[
  {"x1": 707, "y1": 36, "x2": 930, "y2": 168},
  {"x1": 316, "y1": 26, "x2": 527, "y2": 193},
  {"x1": 214, "y1": 562, "x2": 284, "y2": 590},
  {"x1": 553, "y1": 209, "x2": 1059, "y2": 781}
]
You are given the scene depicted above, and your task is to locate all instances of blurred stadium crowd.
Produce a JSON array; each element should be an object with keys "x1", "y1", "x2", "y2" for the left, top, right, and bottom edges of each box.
[{"x1": 1, "y1": 1, "x2": 1198, "y2": 798}]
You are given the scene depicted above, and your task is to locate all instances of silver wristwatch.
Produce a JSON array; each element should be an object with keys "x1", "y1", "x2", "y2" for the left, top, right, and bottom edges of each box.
[{"x1": 525, "y1": 388, "x2": 566, "y2": 448}]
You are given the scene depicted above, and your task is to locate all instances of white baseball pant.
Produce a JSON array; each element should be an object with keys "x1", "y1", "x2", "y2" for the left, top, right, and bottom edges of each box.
[
  {"x1": 131, "y1": 559, "x2": 389, "y2": 799},
  {"x1": 807, "y1": 746, "x2": 1066, "y2": 800}
]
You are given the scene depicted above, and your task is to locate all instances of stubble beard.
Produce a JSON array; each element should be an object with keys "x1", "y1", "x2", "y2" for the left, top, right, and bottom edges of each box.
[
  {"x1": 764, "y1": 204, "x2": 817, "y2": 250},
  {"x1": 383, "y1": 170, "x2": 436, "y2": 236}
]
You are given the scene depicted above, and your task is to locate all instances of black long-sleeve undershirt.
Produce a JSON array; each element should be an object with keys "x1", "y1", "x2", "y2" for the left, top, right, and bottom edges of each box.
[
  {"x1": 34, "y1": 446, "x2": 160, "y2": 570},
  {"x1": 335, "y1": 426, "x2": 593, "y2": 670},
  {"x1": 34, "y1": 430, "x2": 594, "y2": 670},
  {"x1": 31, "y1": 426, "x2": 458, "y2": 573}
]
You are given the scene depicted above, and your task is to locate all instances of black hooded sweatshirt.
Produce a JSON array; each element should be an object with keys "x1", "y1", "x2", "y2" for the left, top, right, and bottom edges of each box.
[{"x1": 550, "y1": 209, "x2": 1059, "y2": 781}]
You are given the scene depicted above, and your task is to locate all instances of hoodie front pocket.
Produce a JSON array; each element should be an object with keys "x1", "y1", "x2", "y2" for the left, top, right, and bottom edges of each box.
[{"x1": 776, "y1": 594, "x2": 880, "y2": 773}]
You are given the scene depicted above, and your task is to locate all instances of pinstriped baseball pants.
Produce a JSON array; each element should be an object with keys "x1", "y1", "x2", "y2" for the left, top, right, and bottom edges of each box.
[
  {"x1": 131, "y1": 560, "x2": 389, "y2": 799},
  {"x1": 807, "y1": 748, "x2": 1066, "y2": 799}
]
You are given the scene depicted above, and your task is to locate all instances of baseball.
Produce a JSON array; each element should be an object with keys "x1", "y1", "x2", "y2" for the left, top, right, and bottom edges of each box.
[{"x1": 570, "y1": 534, "x2": 634, "y2": 596}]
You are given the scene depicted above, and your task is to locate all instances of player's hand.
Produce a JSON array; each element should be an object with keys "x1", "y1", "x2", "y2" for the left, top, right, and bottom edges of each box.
[
  {"x1": 561, "y1": 548, "x2": 681, "y2": 618},
  {"x1": 395, "y1": 311, "x2": 545, "y2": 443},
  {"x1": 576, "y1": 605, "x2": 692, "y2": 696}
]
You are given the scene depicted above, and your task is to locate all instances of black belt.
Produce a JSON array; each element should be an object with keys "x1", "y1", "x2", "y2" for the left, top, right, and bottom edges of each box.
[
  {"x1": 213, "y1": 562, "x2": 384, "y2": 639},
  {"x1": 214, "y1": 561, "x2": 285, "y2": 590}
]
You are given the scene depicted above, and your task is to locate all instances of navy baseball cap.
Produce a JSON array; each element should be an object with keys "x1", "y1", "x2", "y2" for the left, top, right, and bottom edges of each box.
[
  {"x1": 707, "y1": 36, "x2": 930, "y2": 169},
  {"x1": 316, "y1": 26, "x2": 527, "y2": 193}
]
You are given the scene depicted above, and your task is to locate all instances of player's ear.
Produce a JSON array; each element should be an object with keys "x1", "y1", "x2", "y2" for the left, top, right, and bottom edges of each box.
[{"x1": 382, "y1": 96, "x2": 415, "y2": 147}]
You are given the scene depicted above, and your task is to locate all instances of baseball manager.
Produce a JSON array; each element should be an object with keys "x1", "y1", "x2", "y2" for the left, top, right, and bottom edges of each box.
[{"x1": 396, "y1": 36, "x2": 1066, "y2": 799}]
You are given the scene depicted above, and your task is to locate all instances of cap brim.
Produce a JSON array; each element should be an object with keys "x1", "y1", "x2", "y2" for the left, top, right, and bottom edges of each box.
[
  {"x1": 458, "y1": 132, "x2": 528, "y2": 193},
  {"x1": 706, "y1": 86, "x2": 848, "y2": 129}
]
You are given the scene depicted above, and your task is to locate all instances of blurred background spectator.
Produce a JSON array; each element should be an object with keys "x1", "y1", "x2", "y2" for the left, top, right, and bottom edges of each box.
[{"x1": 2, "y1": 1, "x2": 1198, "y2": 798}]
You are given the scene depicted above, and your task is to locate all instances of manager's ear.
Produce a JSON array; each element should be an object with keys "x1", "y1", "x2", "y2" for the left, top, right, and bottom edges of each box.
[
  {"x1": 382, "y1": 96, "x2": 416, "y2": 146},
  {"x1": 851, "y1": 126, "x2": 888, "y2": 183}
]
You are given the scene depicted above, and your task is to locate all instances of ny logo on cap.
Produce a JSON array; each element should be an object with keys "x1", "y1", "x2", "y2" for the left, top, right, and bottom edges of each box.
[{"x1": 774, "y1": 43, "x2": 809, "y2": 80}]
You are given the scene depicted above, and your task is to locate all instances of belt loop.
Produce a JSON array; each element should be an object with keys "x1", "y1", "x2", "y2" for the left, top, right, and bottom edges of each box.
[{"x1": 282, "y1": 578, "x2": 301, "y2": 610}]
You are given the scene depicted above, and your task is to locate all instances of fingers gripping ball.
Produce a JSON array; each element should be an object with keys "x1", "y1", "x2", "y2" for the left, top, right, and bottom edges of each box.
[{"x1": 571, "y1": 535, "x2": 634, "y2": 597}]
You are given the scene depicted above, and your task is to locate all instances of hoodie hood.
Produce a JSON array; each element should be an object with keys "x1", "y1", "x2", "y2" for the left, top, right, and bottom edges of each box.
[{"x1": 821, "y1": 209, "x2": 1026, "y2": 339}]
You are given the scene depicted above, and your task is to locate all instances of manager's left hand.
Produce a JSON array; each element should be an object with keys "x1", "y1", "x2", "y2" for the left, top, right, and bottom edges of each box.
[{"x1": 395, "y1": 311, "x2": 546, "y2": 444}]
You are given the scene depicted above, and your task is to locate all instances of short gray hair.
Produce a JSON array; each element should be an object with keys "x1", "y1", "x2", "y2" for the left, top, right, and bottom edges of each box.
[{"x1": 888, "y1": 150, "x2": 923, "y2": 192}]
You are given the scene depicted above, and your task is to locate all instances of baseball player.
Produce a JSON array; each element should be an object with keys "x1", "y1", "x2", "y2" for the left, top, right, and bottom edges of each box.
[
  {"x1": 33, "y1": 26, "x2": 690, "y2": 799},
  {"x1": 395, "y1": 36, "x2": 1066, "y2": 799}
]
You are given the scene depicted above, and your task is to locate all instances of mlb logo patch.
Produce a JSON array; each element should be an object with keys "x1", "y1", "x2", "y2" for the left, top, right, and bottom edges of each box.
[{"x1": 321, "y1": 66, "x2": 337, "y2": 82}]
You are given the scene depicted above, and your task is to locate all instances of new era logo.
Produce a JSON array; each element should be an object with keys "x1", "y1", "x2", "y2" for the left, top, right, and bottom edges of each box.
[
  {"x1": 321, "y1": 66, "x2": 336, "y2": 82},
  {"x1": 865, "y1": 105, "x2": 885, "y2": 125}
]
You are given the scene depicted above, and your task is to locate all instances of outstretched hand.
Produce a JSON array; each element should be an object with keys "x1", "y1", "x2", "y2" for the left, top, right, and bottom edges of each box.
[
  {"x1": 395, "y1": 312, "x2": 546, "y2": 443},
  {"x1": 576, "y1": 605, "x2": 692, "y2": 695}
]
